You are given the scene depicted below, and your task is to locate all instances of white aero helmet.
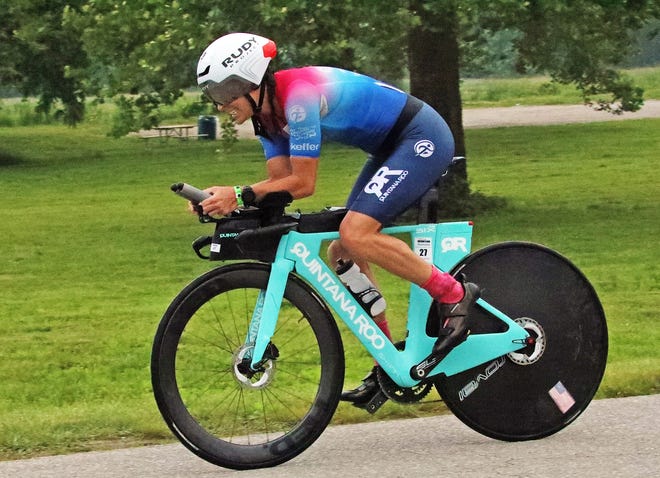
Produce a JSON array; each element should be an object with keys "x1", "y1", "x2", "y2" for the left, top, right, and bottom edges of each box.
[{"x1": 197, "y1": 33, "x2": 277, "y2": 106}]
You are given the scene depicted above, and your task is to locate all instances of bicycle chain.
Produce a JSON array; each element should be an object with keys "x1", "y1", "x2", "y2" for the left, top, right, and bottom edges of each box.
[
  {"x1": 377, "y1": 366, "x2": 433, "y2": 403},
  {"x1": 376, "y1": 341, "x2": 433, "y2": 404}
]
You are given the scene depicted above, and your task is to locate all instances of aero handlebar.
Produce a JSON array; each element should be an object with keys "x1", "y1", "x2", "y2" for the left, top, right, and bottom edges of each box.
[{"x1": 171, "y1": 182, "x2": 211, "y2": 204}]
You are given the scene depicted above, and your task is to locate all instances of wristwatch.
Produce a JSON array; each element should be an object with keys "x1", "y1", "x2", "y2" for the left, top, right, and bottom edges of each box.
[{"x1": 241, "y1": 186, "x2": 256, "y2": 207}]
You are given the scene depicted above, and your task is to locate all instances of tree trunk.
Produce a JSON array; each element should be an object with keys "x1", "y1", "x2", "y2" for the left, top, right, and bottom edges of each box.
[{"x1": 408, "y1": 1, "x2": 470, "y2": 221}]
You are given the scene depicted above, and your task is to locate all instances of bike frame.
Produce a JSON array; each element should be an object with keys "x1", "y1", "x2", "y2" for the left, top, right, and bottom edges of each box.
[{"x1": 249, "y1": 221, "x2": 529, "y2": 388}]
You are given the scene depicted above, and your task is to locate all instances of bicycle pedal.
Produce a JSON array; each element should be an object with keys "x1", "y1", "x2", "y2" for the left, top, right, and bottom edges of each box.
[{"x1": 353, "y1": 390, "x2": 388, "y2": 414}]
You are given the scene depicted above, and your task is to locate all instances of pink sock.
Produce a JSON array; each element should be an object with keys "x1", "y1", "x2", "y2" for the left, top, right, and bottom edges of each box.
[{"x1": 421, "y1": 267, "x2": 464, "y2": 304}]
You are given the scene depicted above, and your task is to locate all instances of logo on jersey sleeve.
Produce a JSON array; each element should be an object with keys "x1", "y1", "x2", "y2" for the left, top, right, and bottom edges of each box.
[
  {"x1": 364, "y1": 166, "x2": 409, "y2": 202},
  {"x1": 286, "y1": 100, "x2": 321, "y2": 156},
  {"x1": 288, "y1": 105, "x2": 307, "y2": 123}
]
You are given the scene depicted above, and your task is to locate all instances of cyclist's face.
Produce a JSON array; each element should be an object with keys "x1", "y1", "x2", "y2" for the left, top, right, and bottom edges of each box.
[{"x1": 217, "y1": 96, "x2": 253, "y2": 124}]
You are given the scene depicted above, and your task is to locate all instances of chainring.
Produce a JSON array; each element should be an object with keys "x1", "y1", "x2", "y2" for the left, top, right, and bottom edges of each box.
[{"x1": 376, "y1": 341, "x2": 433, "y2": 404}]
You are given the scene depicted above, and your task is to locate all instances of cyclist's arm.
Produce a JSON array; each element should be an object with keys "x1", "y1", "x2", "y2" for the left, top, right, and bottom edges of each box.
[
  {"x1": 198, "y1": 155, "x2": 318, "y2": 216},
  {"x1": 251, "y1": 154, "x2": 318, "y2": 200}
]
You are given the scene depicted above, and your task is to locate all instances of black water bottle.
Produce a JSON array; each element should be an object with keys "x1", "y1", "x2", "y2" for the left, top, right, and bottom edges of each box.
[{"x1": 335, "y1": 259, "x2": 386, "y2": 317}]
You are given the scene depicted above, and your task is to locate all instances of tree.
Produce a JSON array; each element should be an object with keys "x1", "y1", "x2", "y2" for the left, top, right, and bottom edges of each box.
[
  {"x1": 625, "y1": 18, "x2": 660, "y2": 66},
  {"x1": 62, "y1": 0, "x2": 413, "y2": 136},
  {"x1": 408, "y1": 2, "x2": 469, "y2": 219},
  {"x1": 406, "y1": 0, "x2": 659, "y2": 218},
  {"x1": 62, "y1": 1, "x2": 219, "y2": 135},
  {"x1": 1, "y1": 1, "x2": 88, "y2": 125}
]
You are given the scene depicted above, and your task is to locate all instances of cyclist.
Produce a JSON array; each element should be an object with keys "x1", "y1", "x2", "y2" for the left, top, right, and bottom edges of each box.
[{"x1": 196, "y1": 33, "x2": 480, "y2": 406}]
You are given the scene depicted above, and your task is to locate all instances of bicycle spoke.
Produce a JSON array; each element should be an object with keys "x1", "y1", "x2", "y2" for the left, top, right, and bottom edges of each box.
[{"x1": 152, "y1": 265, "x2": 342, "y2": 469}]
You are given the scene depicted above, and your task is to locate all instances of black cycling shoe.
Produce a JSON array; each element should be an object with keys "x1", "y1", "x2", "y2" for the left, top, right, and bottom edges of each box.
[
  {"x1": 432, "y1": 278, "x2": 481, "y2": 361},
  {"x1": 410, "y1": 277, "x2": 481, "y2": 380},
  {"x1": 340, "y1": 368, "x2": 379, "y2": 404}
]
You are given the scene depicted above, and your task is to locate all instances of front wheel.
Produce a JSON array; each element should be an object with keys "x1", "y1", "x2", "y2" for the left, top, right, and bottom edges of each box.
[
  {"x1": 151, "y1": 263, "x2": 344, "y2": 469},
  {"x1": 434, "y1": 242, "x2": 608, "y2": 441}
]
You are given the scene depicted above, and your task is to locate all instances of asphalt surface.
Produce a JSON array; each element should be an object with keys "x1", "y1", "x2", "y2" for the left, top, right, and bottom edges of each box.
[
  {"x1": 462, "y1": 99, "x2": 660, "y2": 128},
  {"x1": 0, "y1": 394, "x2": 657, "y2": 478}
]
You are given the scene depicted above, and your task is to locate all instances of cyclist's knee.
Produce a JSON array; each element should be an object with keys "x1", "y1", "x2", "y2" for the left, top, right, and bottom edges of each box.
[
  {"x1": 338, "y1": 214, "x2": 380, "y2": 257},
  {"x1": 337, "y1": 231, "x2": 362, "y2": 257}
]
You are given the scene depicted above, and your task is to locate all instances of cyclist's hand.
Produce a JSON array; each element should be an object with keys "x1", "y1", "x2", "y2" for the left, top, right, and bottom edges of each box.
[
  {"x1": 199, "y1": 186, "x2": 239, "y2": 216},
  {"x1": 187, "y1": 201, "x2": 203, "y2": 215}
]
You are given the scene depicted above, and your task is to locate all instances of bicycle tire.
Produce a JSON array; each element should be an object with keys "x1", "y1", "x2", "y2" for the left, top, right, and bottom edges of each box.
[
  {"x1": 434, "y1": 242, "x2": 608, "y2": 441},
  {"x1": 151, "y1": 263, "x2": 344, "y2": 469}
]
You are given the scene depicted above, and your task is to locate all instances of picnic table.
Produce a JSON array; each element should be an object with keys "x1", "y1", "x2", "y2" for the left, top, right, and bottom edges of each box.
[{"x1": 152, "y1": 124, "x2": 197, "y2": 140}]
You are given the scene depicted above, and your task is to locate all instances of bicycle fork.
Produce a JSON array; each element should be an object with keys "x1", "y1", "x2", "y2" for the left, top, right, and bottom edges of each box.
[{"x1": 244, "y1": 258, "x2": 295, "y2": 371}]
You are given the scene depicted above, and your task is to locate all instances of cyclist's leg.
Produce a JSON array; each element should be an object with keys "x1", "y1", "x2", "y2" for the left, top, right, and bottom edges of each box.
[
  {"x1": 340, "y1": 103, "x2": 456, "y2": 287},
  {"x1": 327, "y1": 153, "x2": 382, "y2": 283},
  {"x1": 329, "y1": 207, "x2": 392, "y2": 405},
  {"x1": 340, "y1": 105, "x2": 480, "y2": 385},
  {"x1": 339, "y1": 212, "x2": 433, "y2": 283},
  {"x1": 328, "y1": 158, "x2": 393, "y2": 340}
]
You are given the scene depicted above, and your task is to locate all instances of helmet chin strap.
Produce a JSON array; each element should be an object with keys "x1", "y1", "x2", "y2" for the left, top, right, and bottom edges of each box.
[
  {"x1": 244, "y1": 81, "x2": 267, "y2": 114},
  {"x1": 246, "y1": 81, "x2": 268, "y2": 136}
]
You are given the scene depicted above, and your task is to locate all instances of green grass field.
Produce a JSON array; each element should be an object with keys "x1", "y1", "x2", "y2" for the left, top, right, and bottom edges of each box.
[
  {"x1": 1, "y1": 83, "x2": 659, "y2": 459},
  {"x1": 460, "y1": 66, "x2": 660, "y2": 107}
]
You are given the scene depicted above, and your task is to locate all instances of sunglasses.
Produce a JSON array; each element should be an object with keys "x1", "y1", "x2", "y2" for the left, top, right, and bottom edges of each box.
[{"x1": 201, "y1": 77, "x2": 257, "y2": 107}]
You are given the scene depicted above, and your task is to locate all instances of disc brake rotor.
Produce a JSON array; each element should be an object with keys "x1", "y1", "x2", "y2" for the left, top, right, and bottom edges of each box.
[
  {"x1": 507, "y1": 317, "x2": 546, "y2": 365},
  {"x1": 232, "y1": 344, "x2": 276, "y2": 389}
]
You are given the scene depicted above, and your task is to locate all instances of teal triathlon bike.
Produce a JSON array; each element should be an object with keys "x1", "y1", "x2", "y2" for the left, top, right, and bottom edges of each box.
[{"x1": 151, "y1": 183, "x2": 608, "y2": 470}]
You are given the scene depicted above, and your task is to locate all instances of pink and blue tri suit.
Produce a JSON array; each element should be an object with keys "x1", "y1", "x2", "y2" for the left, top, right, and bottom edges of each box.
[{"x1": 259, "y1": 66, "x2": 455, "y2": 224}]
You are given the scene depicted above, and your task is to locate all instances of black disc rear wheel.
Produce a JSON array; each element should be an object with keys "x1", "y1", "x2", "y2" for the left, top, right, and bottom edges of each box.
[{"x1": 434, "y1": 242, "x2": 607, "y2": 441}]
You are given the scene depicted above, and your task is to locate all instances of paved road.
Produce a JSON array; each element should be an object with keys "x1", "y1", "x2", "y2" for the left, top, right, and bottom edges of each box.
[
  {"x1": 462, "y1": 99, "x2": 660, "y2": 128},
  {"x1": 135, "y1": 99, "x2": 659, "y2": 138},
  {"x1": 1, "y1": 394, "x2": 657, "y2": 478}
]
